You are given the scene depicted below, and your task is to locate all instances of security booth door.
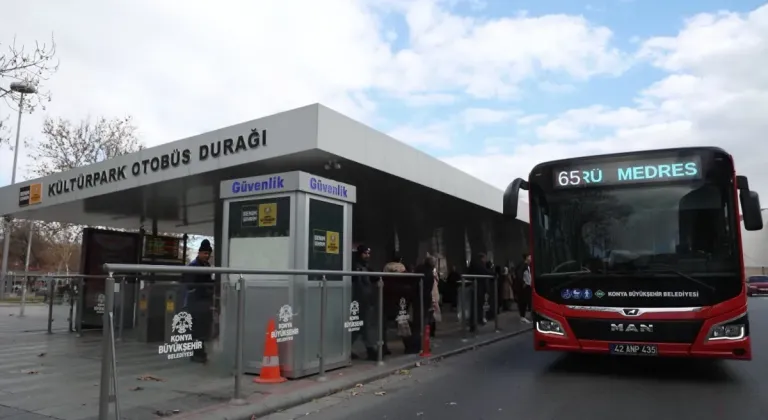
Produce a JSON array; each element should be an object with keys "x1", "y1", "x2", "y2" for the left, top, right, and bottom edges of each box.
[
  {"x1": 226, "y1": 195, "x2": 296, "y2": 375},
  {"x1": 304, "y1": 196, "x2": 348, "y2": 370}
]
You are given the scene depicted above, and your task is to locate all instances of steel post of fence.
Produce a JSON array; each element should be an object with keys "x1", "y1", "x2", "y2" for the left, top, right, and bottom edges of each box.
[
  {"x1": 117, "y1": 278, "x2": 125, "y2": 342},
  {"x1": 68, "y1": 287, "x2": 75, "y2": 332},
  {"x1": 493, "y1": 275, "x2": 500, "y2": 332},
  {"x1": 47, "y1": 279, "x2": 55, "y2": 334},
  {"x1": 108, "y1": 311, "x2": 121, "y2": 420},
  {"x1": 419, "y1": 277, "x2": 424, "y2": 351},
  {"x1": 376, "y1": 277, "x2": 384, "y2": 366},
  {"x1": 317, "y1": 275, "x2": 328, "y2": 382},
  {"x1": 472, "y1": 278, "x2": 478, "y2": 337},
  {"x1": 19, "y1": 275, "x2": 27, "y2": 317},
  {"x1": 460, "y1": 278, "x2": 467, "y2": 340},
  {"x1": 230, "y1": 275, "x2": 246, "y2": 406},
  {"x1": 98, "y1": 276, "x2": 116, "y2": 420},
  {"x1": 75, "y1": 277, "x2": 84, "y2": 337}
]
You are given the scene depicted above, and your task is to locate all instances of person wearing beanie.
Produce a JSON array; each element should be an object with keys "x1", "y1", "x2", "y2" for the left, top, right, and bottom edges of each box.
[{"x1": 184, "y1": 239, "x2": 215, "y2": 363}]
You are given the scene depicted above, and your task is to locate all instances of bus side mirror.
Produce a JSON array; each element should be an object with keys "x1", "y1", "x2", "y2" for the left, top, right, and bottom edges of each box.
[
  {"x1": 503, "y1": 178, "x2": 529, "y2": 220},
  {"x1": 740, "y1": 190, "x2": 763, "y2": 231}
]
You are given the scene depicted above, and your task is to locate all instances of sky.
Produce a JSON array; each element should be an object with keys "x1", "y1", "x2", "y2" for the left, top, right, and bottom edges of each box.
[{"x1": 1, "y1": 1, "x2": 767, "y2": 210}]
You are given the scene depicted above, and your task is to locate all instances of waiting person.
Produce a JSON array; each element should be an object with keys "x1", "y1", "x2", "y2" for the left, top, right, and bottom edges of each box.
[
  {"x1": 467, "y1": 253, "x2": 493, "y2": 332},
  {"x1": 352, "y1": 245, "x2": 379, "y2": 361},
  {"x1": 500, "y1": 266, "x2": 514, "y2": 311},
  {"x1": 514, "y1": 253, "x2": 533, "y2": 324},
  {"x1": 184, "y1": 239, "x2": 215, "y2": 363}
]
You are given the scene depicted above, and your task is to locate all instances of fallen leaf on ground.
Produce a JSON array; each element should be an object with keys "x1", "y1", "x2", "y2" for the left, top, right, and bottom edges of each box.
[
  {"x1": 397, "y1": 369, "x2": 410, "y2": 375},
  {"x1": 355, "y1": 383, "x2": 363, "y2": 388},
  {"x1": 23, "y1": 370, "x2": 39, "y2": 375},
  {"x1": 37, "y1": 353, "x2": 46, "y2": 357},
  {"x1": 138, "y1": 374, "x2": 165, "y2": 382},
  {"x1": 374, "y1": 391, "x2": 386, "y2": 396},
  {"x1": 130, "y1": 386, "x2": 143, "y2": 391},
  {"x1": 351, "y1": 391, "x2": 359, "y2": 396}
]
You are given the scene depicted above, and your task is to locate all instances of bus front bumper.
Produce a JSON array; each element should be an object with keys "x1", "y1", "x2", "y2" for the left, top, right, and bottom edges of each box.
[{"x1": 533, "y1": 311, "x2": 751, "y2": 360}]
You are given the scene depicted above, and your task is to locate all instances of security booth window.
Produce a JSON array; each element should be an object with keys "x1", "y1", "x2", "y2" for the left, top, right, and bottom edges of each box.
[{"x1": 307, "y1": 198, "x2": 344, "y2": 281}]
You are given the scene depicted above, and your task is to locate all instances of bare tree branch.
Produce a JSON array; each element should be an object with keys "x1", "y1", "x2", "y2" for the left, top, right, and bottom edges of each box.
[
  {"x1": 0, "y1": 34, "x2": 59, "y2": 146},
  {"x1": 22, "y1": 115, "x2": 144, "y2": 272},
  {"x1": 26, "y1": 115, "x2": 143, "y2": 177}
]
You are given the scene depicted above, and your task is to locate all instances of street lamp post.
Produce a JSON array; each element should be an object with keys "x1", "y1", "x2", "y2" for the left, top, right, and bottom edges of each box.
[{"x1": 0, "y1": 81, "x2": 37, "y2": 300}]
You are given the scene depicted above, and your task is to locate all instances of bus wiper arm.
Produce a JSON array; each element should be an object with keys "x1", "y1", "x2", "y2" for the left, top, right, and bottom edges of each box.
[{"x1": 633, "y1": 268, "x2": 716, "y2": 292}]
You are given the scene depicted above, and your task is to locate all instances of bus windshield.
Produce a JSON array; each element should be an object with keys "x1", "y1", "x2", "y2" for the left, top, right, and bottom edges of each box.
[{"x1": 530, "y1": 180, "x2": 742, "y2": 306}]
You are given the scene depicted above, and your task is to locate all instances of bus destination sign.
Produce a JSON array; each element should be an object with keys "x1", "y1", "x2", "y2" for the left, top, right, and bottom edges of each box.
[{"x1": 552, "y1": 156, "x2": 702, "y2": 189}]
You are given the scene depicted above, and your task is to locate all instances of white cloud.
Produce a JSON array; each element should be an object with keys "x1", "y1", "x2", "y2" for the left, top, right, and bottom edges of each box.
[
  {"x1": 446, "y1": 4, "x2": 768, "y2": 202},
  {"x1": 0, "y1": 0, "x2": 629, "y2": 185},
  {"x1": 460, "y1": 107, "x2": 517, "y2": 129}
]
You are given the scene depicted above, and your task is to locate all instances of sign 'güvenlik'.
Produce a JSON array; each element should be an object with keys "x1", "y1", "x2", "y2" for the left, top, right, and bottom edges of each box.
[{"x1": 47, "y1": 128, "x2": 268, "y2": 197}]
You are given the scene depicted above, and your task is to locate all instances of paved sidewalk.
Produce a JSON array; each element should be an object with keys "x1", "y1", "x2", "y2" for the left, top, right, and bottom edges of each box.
[
  {"x1": 172, "y1": 312, "x2": 533, "y2": 420},
  {"x1": 0, "y1": 309, "x2": 531, "y2": 420}
]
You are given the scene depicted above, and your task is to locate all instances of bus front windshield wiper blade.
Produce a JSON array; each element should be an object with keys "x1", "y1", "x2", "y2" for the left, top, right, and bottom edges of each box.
[{"x1": 629, "y1": 267, "x2": 716, "y2": 292}]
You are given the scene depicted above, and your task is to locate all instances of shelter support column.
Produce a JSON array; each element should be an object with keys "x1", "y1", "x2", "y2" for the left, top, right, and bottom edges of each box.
[{"x1": 444, "y1": 224, "x2": 466, "y2": 271}]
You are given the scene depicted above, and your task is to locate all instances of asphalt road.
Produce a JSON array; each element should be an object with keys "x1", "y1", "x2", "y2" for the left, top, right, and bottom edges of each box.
[{"x1": 261, "y1": 298, "x2": 768, "y2": 420}]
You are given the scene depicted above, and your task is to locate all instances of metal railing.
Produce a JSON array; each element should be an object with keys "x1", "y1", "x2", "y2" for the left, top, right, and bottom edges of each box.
[
  {"x1": 3, "y1": 273, "x2": 132, "y2": 335},
  {"x1": 6, "y1": 265, "x2": 502, "y2": 420},
  {"x1": 98, "y1": 264, "x2": 437, "y2": 420},
  {"x1": 459, "y1": 274, "x2": 498, "y2": 335}
]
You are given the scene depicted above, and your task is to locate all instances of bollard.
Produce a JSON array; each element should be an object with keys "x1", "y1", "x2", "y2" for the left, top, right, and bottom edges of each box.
[
  {"x1": 376, "y1": 277, "x2": 385, "y2": 366},
  {"x1": 420, "y1": 325, "x2": 432, "y2": 357},
  {"x1": 418, "y1": 277, "x2": 425, "y2": 353},
  {"x1": 98, "y1": 276, "x2": 116, "y2": 420},
  {"x1": 317, "y1": 275, "x2": 329, "y2": 382},
  {"x1": 493, "y1": 275, "x2": 500, "y2": 332},
  {"x1": 47, "y1": 279, "x2": 55, "y2": 334},
  {"x1": 230, "y1": 275, "x2": 246, "y2": 406}
]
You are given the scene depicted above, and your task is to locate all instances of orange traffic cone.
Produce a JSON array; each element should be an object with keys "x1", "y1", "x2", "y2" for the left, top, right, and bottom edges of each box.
[{"x1": 254, "y1": 318, "x2": 287, "y2": 384}]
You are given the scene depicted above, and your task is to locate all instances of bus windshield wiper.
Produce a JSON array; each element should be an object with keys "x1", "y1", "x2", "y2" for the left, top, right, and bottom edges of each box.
[{"x1": 629, "y1": 266, "x2": 716, "y2": 292}]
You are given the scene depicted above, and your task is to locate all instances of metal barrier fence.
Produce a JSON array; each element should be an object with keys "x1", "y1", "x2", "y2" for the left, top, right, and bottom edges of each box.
[
  {"x1": 7, "y1": 266, "x2": 499, "y2": 420},
  {"x1": 459, "y1": 274, "x2": 499, "y2": 335},
  {"x1": 3, "y1": 273, "x2": 133, "y2": 335}
]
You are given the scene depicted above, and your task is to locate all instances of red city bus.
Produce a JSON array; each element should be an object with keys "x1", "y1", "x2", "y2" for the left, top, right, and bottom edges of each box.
[{"x1": 502, "y1": 147, "x2": 764, "y2": 360}]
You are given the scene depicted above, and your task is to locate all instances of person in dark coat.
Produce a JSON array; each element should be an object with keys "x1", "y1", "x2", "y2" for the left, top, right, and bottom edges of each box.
[
  {"x1": 352, "y1": 244, "x2": 378, "y2": 361},
  {"x1": 467, "y1": 253, "x2": 493, "y2": 332},
  {"x1": 184, "y1": 239, "x2": 214, "y2": 363},
  {"x1": 514, "y1": 253, "x2": 533, "y2": 323}
]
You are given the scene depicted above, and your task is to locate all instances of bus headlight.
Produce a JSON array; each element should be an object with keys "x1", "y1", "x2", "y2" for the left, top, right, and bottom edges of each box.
[
  {"x1": 707, "y1": 324, "x2": 745, "y2": 341},
  {"x1": 535, "y1": 314, "x2": 565, "y2": 336},
  {"x1": 706, "y1": 313, "x2": 748, "y2": 341}
]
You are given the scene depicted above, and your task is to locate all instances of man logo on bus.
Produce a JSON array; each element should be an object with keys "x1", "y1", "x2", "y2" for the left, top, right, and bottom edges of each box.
[{"x1": 622, "y1": 308, "x2": 640, "y2": 316}]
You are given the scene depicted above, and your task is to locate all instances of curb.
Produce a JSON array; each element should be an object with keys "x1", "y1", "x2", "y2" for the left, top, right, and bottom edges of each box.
[{"x1": 188, "y1": 326, "x2": 532, "y2": 420}]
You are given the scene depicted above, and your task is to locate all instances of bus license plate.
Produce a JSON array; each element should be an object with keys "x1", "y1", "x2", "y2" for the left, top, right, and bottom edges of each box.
[{"x1": 609, "y1": 343, "x2": 658, "y2": 356}]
